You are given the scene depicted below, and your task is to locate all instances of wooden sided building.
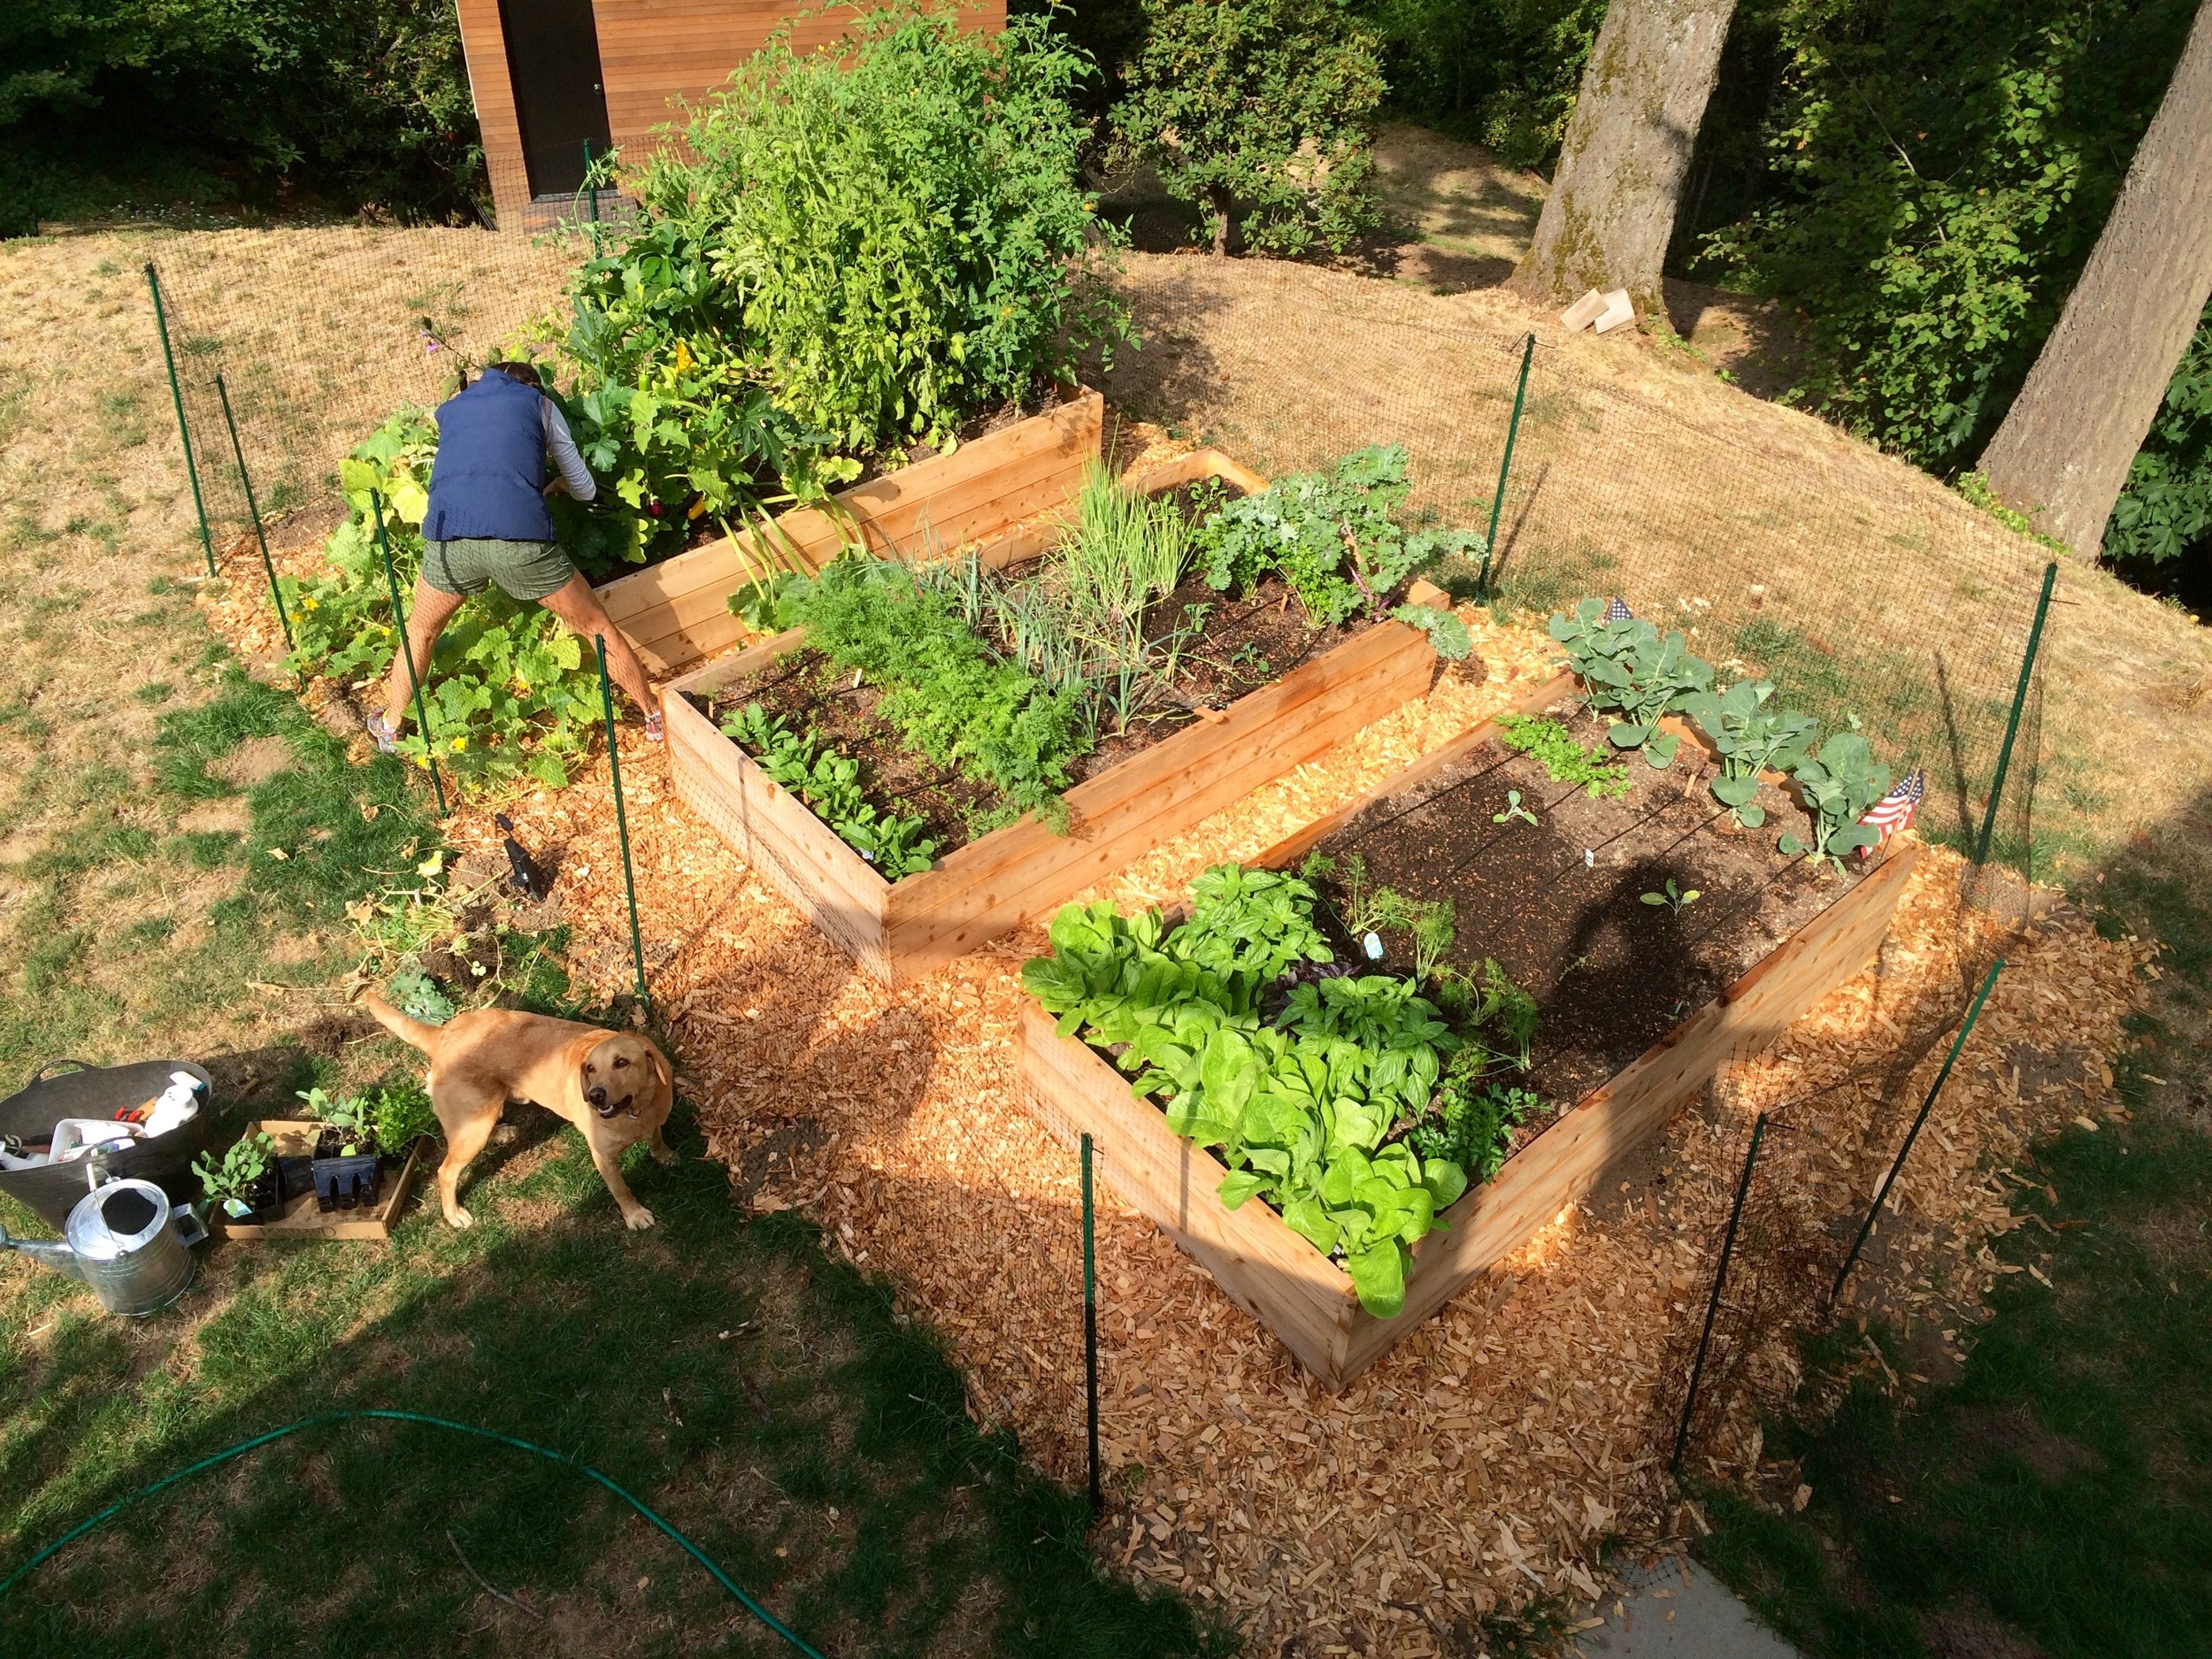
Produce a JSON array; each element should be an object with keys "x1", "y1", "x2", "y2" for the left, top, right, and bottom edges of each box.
[{"x1": 455, "y1": 0, "x2": 1008, "y2": 220}]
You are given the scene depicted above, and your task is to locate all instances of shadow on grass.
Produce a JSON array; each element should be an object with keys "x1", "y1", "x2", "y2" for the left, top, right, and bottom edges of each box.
[
  {"x1": 1694, "y1": 1025, "x2": 2212, "y2": 1658},
  {"x1": 0, "y1": 1101, "x2": 1225, "y2": 1659}
]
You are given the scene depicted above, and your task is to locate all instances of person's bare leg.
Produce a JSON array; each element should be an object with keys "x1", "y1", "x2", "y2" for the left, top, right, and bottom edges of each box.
[
  {"x1": 539, "y1": 572, "x2": 657, "y2": 718},
  {"x1": 380, "y1": 579, "x2": 466, "y2": 732}
]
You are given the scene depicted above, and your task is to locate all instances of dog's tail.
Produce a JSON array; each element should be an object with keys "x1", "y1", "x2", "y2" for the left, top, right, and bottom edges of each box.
[{"x1": 358, "y1": 992, "x2": 442, "y2": 1055}]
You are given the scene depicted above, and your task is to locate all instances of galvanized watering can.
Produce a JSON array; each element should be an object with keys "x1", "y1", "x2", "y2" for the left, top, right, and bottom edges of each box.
[{"x1": 1, "y1": 1176, "x2": 207, "y2": 1316}]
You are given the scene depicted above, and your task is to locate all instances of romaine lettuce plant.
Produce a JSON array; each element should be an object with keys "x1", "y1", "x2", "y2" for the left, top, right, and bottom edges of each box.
[{"x1": 1023, "y1": 864, "x2": 1525, "y2": 1317}]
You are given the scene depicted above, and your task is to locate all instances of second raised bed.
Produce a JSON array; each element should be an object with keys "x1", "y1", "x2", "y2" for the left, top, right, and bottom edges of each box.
[
  {"x1": 1016, "y1": 694, "x2": 1920, "y2": 1389},
  {"x1": 657, "y1": 443, "x2": 1454, "y2": 986}
]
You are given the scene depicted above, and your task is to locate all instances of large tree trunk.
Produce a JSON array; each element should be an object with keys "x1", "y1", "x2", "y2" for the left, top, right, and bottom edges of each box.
[
  {"x1": 1509, "y1": 0, "x2": 1737, "y2": 315},
  {"x1": 1978, "y1": 0, "x2": 2212, "y2": 556}
]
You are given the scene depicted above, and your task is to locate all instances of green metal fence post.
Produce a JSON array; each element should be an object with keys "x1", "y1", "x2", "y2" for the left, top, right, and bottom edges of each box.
[
  {"x1": 370, "y1": 488, "x2": 449, "y2": 818},
  {"x1": 1972, "y1": 562, "x2": 2058, "y2": 869},
  {"x1": 1831, "y1": 957, "x2": 2005, "y2": 1306},
  {"x1": 144, "y1": 262, "x2": 217, "y2": 580},
  {"x1": 1672, "y1": 1112, "x2": 1766, "y2": 1477},
  {"x1": 213, "y1": 374, "x2": 295, "y2": 653},
  {"x1": 1479, "y1": 332, "x2": 1535, "y2": 594},
  {"x1": 1081, "y1": 1133, "x2": 1102, "y2": 1517},
  {"x1": 596, "y1": 635, "x2": 653, "y2": 1018}
]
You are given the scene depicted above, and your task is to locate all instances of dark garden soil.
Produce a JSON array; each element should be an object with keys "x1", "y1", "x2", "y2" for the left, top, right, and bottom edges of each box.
[
  {"x1": 696, "y1": 572, "x2": 1372, "y2": 858},
  {"x1": 1308, "y1": 706, "x2": 1865, "y2": 1128}
]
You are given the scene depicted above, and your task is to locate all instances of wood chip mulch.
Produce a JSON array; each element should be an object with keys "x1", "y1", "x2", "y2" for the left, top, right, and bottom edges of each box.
[{"x1": 198, "y1": 555, "x2": 2149, "y2": 1655}]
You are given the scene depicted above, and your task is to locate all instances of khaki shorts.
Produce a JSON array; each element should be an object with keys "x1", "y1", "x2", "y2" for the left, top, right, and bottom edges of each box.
[{"x1": 422, "y1": 537, "x2": 578, "y2": 603}]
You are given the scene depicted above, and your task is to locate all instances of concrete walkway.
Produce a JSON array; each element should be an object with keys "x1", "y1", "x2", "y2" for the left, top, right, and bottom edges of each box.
[{"x1": 1571, "y1": 1555, "x2": 1804, "y2": 1657}]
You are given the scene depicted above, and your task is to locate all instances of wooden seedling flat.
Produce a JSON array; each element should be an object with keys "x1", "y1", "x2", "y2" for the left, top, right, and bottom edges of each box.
[
  {"x1": 211, "y1": 1120, "x2": 424, "y2": 1243},
  {"x1": 595, "y1": 390, "x2": 1104, "y2": 676},
  {"x1": 661, "y1": 448, "x2": 1449, "y2": 985},
  {"x1": 1015, "y1": 690, "x2": 1921, "y2": 1390}
]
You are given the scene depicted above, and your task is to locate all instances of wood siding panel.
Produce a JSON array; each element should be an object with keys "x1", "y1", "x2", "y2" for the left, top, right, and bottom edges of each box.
[{"x1": 457, "y1": 0, "x2": 1005, "y2": 216}]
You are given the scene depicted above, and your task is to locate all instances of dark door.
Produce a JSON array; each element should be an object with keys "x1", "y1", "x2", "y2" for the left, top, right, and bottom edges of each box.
[{"x1": 498, "y1": 0, "x2": 612, "y2": 197}]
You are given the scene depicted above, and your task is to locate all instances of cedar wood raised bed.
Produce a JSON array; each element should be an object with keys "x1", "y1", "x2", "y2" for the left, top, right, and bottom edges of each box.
[
  {"x1": 609, "y1": 390, "x2": 1457, "y2": 986},
  {"x1": 1016, "y1": 687, "x2": 1920, "y2": 1389}
]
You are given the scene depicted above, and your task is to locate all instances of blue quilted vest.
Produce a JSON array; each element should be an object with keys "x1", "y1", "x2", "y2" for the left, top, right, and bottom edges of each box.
[{"x1": 425, "y1": 370, "x2": 555, "y2": 543}]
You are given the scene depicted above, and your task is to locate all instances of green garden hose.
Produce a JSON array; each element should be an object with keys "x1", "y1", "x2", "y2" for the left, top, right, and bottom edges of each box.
[{"x1": 0, "y1": 1408, "x2": 826, "y2": 1657}]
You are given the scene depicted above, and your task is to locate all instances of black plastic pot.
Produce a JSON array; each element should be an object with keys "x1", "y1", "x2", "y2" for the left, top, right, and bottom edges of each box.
[
  {"x1": 219, "y1": 1164, "x2": 285, "y2": 1223},
  {"x1": 311, "y1": 1129, "x2": 382, "y2": 1211},
  {"x1": 0, "y1": 1059, "x2": 219, "y2": 1231}
]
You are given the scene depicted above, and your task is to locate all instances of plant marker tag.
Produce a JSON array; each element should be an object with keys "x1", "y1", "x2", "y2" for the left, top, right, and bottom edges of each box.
[
  {"x1": 1585, "y1": 849, "x2": 1595, "y2": 867},
  {"x1": 1363, "y1": 932, "x2": 1384, "y2": 961}
]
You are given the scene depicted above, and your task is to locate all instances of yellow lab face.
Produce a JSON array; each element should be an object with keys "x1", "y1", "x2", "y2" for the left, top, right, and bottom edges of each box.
[{"x1": 577, "y1": 1033, "x2": 672, "y2": 1124}]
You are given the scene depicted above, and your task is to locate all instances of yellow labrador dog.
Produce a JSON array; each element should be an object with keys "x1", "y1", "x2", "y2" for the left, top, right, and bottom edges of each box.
[{"x1": 361, "y1": 994, "x2": 676, "y2": 1231}]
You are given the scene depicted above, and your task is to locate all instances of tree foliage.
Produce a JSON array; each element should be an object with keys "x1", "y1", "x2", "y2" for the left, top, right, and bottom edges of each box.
[
  {"x1": 2107, "y1": 300, "x2": 2212, "y2": 567},
  {"x1": 631, "y1": 6, "x2": 1125, "y2": 453},
  {"x1": 0, "y1": 0, "x2": 480, "y2": 234},
  {"x1": 1110, "y1": 0, "x2": 1386, "y2": 256},
  {"x1": 1698, "y1": 0, "x2": 2200, "y2": 472},
  {"x1": 1363, "y1": 0, "x2": 1607, "y2": 167}
]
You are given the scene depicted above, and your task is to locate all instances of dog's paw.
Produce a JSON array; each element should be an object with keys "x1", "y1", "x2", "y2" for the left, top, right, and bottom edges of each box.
[
  {"x1": 650, "y1": 1141, "x2": 679, "y2": 1167},
  {"x1": 489, "y1": 1124, "x2": 518, "y2": 1147},
  {"x1": 624, "y1": 1206, "x2": 657, "y2": 1232},
  {"x1": 445, "y1": 1206, "x2": 475, "y2": 1231}
]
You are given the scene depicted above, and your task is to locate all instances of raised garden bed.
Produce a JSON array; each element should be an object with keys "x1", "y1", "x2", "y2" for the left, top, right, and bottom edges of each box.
[
  {"x1": 211, "y1": 1120, "x2": 423, "y2": 1243},
  {"x1": 1017, "y1": 692, "x2": 1918, "y2": 1389},
  {"x1": 657, "y1": 424, "x2": 1455, "y2": 986},
  {"x1": 597, "y1": 389, "x2": 1110, "y2": 678}
]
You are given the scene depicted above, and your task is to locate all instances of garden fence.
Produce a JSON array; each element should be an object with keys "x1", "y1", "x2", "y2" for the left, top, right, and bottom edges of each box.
[
  {"x1": 1092, "y1": 258, "x2": 2057, "y2": 881},
  {"x1": 148, "y1": 191, "x2": 2055, "y2": 881}
]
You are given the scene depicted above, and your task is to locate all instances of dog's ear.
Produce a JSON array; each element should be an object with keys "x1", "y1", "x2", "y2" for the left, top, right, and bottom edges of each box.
[{"x1": 647, "y1": 1045, "x2": 673, "y2": 1107}]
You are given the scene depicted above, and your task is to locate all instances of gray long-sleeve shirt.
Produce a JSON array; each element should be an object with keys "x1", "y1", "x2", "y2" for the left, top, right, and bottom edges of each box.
[{"x1": 543, "y1": 400, "x2": 596, "y2": 502}]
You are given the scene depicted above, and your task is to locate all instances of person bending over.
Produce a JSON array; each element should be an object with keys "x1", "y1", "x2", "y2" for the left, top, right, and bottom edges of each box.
[{"x1": 371, "y1": 360, "x2": 659, "y2": 752}]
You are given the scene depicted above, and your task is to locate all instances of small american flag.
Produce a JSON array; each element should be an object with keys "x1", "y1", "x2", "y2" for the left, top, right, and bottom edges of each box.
[
  {"x1": 1602, "y1": 596, "x2": 1633, "y2": 623},
  {"x1": 1857, "y1": 769, "x2": 1924, "y2": 852}
]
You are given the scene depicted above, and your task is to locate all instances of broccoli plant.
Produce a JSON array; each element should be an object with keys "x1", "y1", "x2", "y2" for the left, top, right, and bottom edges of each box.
[
  {"x1": 1678, "y1": 680, "x2": 1819, "y2": 828},
  {"x1": 1782, "y1": 732, "x2": 1891, "y2": 867},
  {"x1": 1548, "y1": 600, "x2": 1716, "y2": 766}
]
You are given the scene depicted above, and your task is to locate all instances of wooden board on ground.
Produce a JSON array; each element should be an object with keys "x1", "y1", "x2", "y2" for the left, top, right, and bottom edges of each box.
[
  {"x1": 1014, "y1": 685, "x2": 1922, "y2": 1387},
  {"x1": 211, "y1": 1120, "x2": 424, "y2": 1243},
  {"x1": 594, "y1": 390, "x2": 1104, "y2": 676},
  {"x1": 663, "y1": 445, "x2": 1464, "y2": 986}
]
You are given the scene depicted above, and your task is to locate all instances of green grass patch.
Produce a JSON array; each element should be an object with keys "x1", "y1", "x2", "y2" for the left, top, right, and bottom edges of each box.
[
  {"x1": 1698, "y1": 1100, "x2": 2212, "y2": 1658},
  {"x1": 0, "y1": 1111, "x2": 1217, "y2": 1658}
]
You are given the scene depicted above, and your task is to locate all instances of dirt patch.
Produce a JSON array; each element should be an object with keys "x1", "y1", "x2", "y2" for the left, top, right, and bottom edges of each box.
[
  {"x1": 1952, "y1": 1402, "x2": 2105, "y2": 1486},
  {"x1": 211, "y1": 734, "x2": 293, "y2": 789},
  {"x1": 1308, "y1": 704, "x2": 1859, "y2": 1107},
  {"x1": 176, "y1": 800, "x2": 250, "y2": 834}
]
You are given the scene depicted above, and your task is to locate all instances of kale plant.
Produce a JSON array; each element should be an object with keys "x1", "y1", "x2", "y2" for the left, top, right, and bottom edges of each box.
[{"x1": 1194, "y1": 446, "x2": 1478, "y2": 656}]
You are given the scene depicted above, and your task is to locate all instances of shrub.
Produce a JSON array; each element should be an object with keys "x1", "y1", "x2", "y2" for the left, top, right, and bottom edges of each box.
[
  {"x1": 2106, "y1": 303, "x2": 2212, "y2": 567},
  {"x1": 630, "y1": 4, "x2": 1127, "y2": 454},
  {"x1": 1110, "y1": 0, "x2": 1386, "y2": 257}
]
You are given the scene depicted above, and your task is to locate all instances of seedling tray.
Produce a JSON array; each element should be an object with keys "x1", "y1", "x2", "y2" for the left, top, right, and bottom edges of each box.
[
  {"x1": 1017, "y1": 695, "x2": 1918, "y2": 1388},
  {"x1": 211, "y1": 1120, "x2": 422, "y2": 1243},
  {"x1": 659, "y1": 443, "x2": 1449, "y2": 986}
]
